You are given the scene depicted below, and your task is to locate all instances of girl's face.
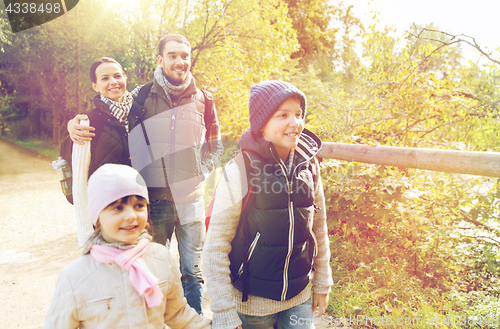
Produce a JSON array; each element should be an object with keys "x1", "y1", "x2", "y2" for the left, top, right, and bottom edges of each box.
[
  {"x1": 261, "y1": 97, "x2": 304, "y2": 161},
  {"x1": 92, "y1": 62, "x2": 127, "y2": 102},
  {"x1": 98, "y1": 196, "x2": 148, "y2": 244}
]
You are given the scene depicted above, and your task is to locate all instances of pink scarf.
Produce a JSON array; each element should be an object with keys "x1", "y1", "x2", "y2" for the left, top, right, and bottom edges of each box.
[{"x1": 90, "y1": 239, "x2": 163, "y2": 307}]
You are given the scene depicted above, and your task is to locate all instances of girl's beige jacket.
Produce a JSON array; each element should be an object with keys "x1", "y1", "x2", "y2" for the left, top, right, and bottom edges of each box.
[{"x1": 43, "y1": 241, "x2": 211, "y2": 329}]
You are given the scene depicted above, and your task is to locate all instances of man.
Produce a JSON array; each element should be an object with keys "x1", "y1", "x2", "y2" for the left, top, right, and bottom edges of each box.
[{"x1": 68, "y1": 34, "x2": 223, "y2": 314}]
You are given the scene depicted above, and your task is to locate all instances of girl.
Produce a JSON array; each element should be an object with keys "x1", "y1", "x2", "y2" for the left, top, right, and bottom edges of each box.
[
  {"x1": 203, "y1": 81, "x2": 333, "y2": 329},
  {"x1": 43, "y1": 163, "x2": 211, "y2": 328}
]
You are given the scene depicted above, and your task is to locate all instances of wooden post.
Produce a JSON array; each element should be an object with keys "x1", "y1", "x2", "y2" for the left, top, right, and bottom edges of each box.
[{"x1": 318, "y1": 142, "x2": 500, "y2": 178}]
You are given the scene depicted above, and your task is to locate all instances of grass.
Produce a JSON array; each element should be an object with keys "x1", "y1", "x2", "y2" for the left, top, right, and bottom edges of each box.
[
  {"x1": 326, "y1": 234, "x2": 500, "y2": 328},
  {"x1": 0, "y1": 136, "x2": 60, "y2": 160}
]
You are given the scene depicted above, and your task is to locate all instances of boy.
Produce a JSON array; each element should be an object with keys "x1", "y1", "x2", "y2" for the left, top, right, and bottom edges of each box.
[{"x1": 203, "y1": 81, "x2": 333, "y2": 329}]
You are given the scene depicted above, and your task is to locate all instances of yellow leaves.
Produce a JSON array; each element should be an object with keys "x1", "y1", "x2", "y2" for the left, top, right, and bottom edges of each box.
[{"x1": 455, "y1": 110, "x2": 466, "y2": 119}]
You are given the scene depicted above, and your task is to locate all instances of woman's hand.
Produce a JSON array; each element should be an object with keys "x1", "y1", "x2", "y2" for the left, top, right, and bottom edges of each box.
[
  {"x1": 312, "y1": 293, "x2": 329, "y2": 317},
  {"x1": 68, "y1": 114, "x2": 95, "y2": 145}
]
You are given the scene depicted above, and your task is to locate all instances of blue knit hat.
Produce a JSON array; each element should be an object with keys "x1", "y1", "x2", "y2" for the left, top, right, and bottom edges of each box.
[{"x1": 249, "y1": 80, "x2": 307, "y2": 133}]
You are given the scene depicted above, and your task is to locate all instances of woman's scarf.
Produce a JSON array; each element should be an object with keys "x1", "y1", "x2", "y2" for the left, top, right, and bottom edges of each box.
[
  {"x1": 100, "y1": 91, "x2": 134, "y2": 131},
  {"x1": 154, "y1": 66, "x2": 192, "y2": 105},
  {"x1": 90, "y1": 236, "x2": 163, "y2": 308}
]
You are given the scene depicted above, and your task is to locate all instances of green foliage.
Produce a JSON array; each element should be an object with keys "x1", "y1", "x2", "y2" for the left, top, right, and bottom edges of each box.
[
  {"x1": 283, "y1": 0, "x2": 363, "y2": 71},
  {"x1": 188, "y1": 0, "x2": 299, "y2": 136},
  {"x1": 1, "y1": 0, "x2": 500, "y2": 322},
  {"x1": 310, "y1": 24, "x2": 500, "y2": 325},
  {"x1": 0, "y1": 0, "x2": 303, "y2": 142},
  {"x1": 295, "y1": 24, "x2": 500, "y2": 151}
]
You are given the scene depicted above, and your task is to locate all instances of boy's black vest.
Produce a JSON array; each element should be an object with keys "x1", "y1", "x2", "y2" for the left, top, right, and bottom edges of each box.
[{"x1": 228, "y1": 129, "x2": 321, "y2": 302}]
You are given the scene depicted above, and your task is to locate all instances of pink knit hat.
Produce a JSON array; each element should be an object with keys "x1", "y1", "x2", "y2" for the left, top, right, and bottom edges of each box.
[{"x1": 87, "y1": 164, "x2": 149, "y2": 225}]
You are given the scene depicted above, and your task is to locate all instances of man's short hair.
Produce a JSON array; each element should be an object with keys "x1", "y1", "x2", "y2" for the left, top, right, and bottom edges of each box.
[{"x1": 158, "y1": 34, "x2": 191, "y2": 56}]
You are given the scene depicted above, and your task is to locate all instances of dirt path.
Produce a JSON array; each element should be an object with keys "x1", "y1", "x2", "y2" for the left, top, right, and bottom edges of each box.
[{"x1": 0, "y1": 139, "x2": 79, "y2": 328}]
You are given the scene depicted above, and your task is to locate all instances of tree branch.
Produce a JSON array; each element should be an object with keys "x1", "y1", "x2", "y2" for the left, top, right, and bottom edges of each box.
[{"x1": 413, "y1": 28, "x2": 500, "y2": 66}]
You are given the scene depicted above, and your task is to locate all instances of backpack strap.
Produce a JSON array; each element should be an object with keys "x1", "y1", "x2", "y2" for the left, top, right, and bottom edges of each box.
[
  {"x1": 200, "y1": 89, "x2": 213, "y2": 130},
  {"x1": 204, "y1": 149, "x2": 254, "y2": 231},
  {"x1": 200, "y1": 89, "x2": 214, "y2": 160},
  {"x1": 135, "y1": 81, "x2": 153, "y2": 106},
  {"x1": 233, "y1": 149, "x2": 256, "y2": 302}
]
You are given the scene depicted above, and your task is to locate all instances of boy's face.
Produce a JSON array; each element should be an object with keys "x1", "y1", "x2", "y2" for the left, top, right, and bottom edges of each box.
[
  {"x1": 157, "y1": 41, "x2": 191, "y2": 86},
  {"x1": 261, "y1": 97, "x2": 304, "y2": 160},
  {"x1": 92, "y1": 62, "x2": 127, "y2": 102},
  {"x1": 98, "y1": 196, "x2": 148, "y2": 244}
]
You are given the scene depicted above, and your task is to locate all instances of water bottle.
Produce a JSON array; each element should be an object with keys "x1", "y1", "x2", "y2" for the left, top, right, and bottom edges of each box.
[{"x1": 52, "y1": 157, "x2": 72, "y2": 197}]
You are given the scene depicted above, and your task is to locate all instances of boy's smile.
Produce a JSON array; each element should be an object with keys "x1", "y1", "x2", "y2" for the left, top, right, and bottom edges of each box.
[
  {"x1": 261, "y1": 96, "x2": 304, "y2": 161},
  {"x1": 98, "y1": 196, "x2": 148, "y2": 244}
]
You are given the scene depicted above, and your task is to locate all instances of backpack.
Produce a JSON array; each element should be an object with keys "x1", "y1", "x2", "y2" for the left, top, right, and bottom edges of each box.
[{"x1": 55, "y1": 82, "x2": 153, "y2": 204}]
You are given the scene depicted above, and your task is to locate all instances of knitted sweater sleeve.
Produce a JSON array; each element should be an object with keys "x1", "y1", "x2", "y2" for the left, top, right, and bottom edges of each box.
[
  {"x1": 202, "y1": 161, "x2": 243, "y2": 329},
  {"x1": 311, "y1": 160, "x2": 334, "y2": 294}
]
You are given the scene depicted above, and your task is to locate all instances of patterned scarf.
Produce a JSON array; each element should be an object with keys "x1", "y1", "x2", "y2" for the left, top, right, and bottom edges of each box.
[
  {"x1": 100, "y1": 91, "x2": 134, "y2": 132},
  {"x1": 154, "y1": 66, "x2": 192, "y2": 105}
]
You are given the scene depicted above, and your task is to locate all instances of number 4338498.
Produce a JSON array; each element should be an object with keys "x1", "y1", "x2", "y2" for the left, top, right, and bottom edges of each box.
[{"x1": 5, "y1": 2, "x2": 62, "y2": 14}]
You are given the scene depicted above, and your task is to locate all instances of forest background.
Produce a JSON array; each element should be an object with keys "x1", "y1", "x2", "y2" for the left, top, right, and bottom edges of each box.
[{"x1": 1, "y1": 0, "x2": 499, "y2": 327}]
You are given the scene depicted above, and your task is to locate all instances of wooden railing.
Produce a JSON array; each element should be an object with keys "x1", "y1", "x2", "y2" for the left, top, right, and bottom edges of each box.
[
  {"x1": 318, "y1": 143, "x2": 500, "y2": 178},
  {"x1": 221, "y1": 135, "x2": 500, "y2": 177}
]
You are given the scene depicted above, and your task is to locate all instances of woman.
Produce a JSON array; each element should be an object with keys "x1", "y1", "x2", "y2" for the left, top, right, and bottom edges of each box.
[
  {"x1": 70, "y1": 57, "x2": 148, "y2": 246},
  {"x1": 81, "y1": 57, "x2": 147, "y2": 176}
]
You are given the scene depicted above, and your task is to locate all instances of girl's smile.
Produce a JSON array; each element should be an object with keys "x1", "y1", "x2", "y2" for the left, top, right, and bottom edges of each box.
[{"x1": 98, "y1": 195, "x2": 148, "y2": 244}]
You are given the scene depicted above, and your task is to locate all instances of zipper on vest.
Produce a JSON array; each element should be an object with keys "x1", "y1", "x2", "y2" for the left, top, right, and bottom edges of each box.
[
  {"x1": 237, "y1": 232, "x2": 261, "y2": 277},
  {"x1": 271, "y1": 149, "x2": 294, "y2": 301},
  {"x1": 271, "y1": 147, "x2": 314, "y2": 301}
]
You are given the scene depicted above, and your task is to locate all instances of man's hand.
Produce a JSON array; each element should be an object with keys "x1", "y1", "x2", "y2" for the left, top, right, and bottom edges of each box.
[
  {"x1": 68, "y1": 114, "x2": 95, "y2": 145},
  {"x1": 312, "y1": 293, "x2": 329, "y2": 318}
]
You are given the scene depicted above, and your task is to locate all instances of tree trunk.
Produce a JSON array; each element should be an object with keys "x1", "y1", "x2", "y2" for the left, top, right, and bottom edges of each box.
[
  {"x1": 52, "y1": 103, "x2": 60, "y2": 146},
  {"x1": 31, "y1": 107, "x2": 41, "y2": 138}
]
